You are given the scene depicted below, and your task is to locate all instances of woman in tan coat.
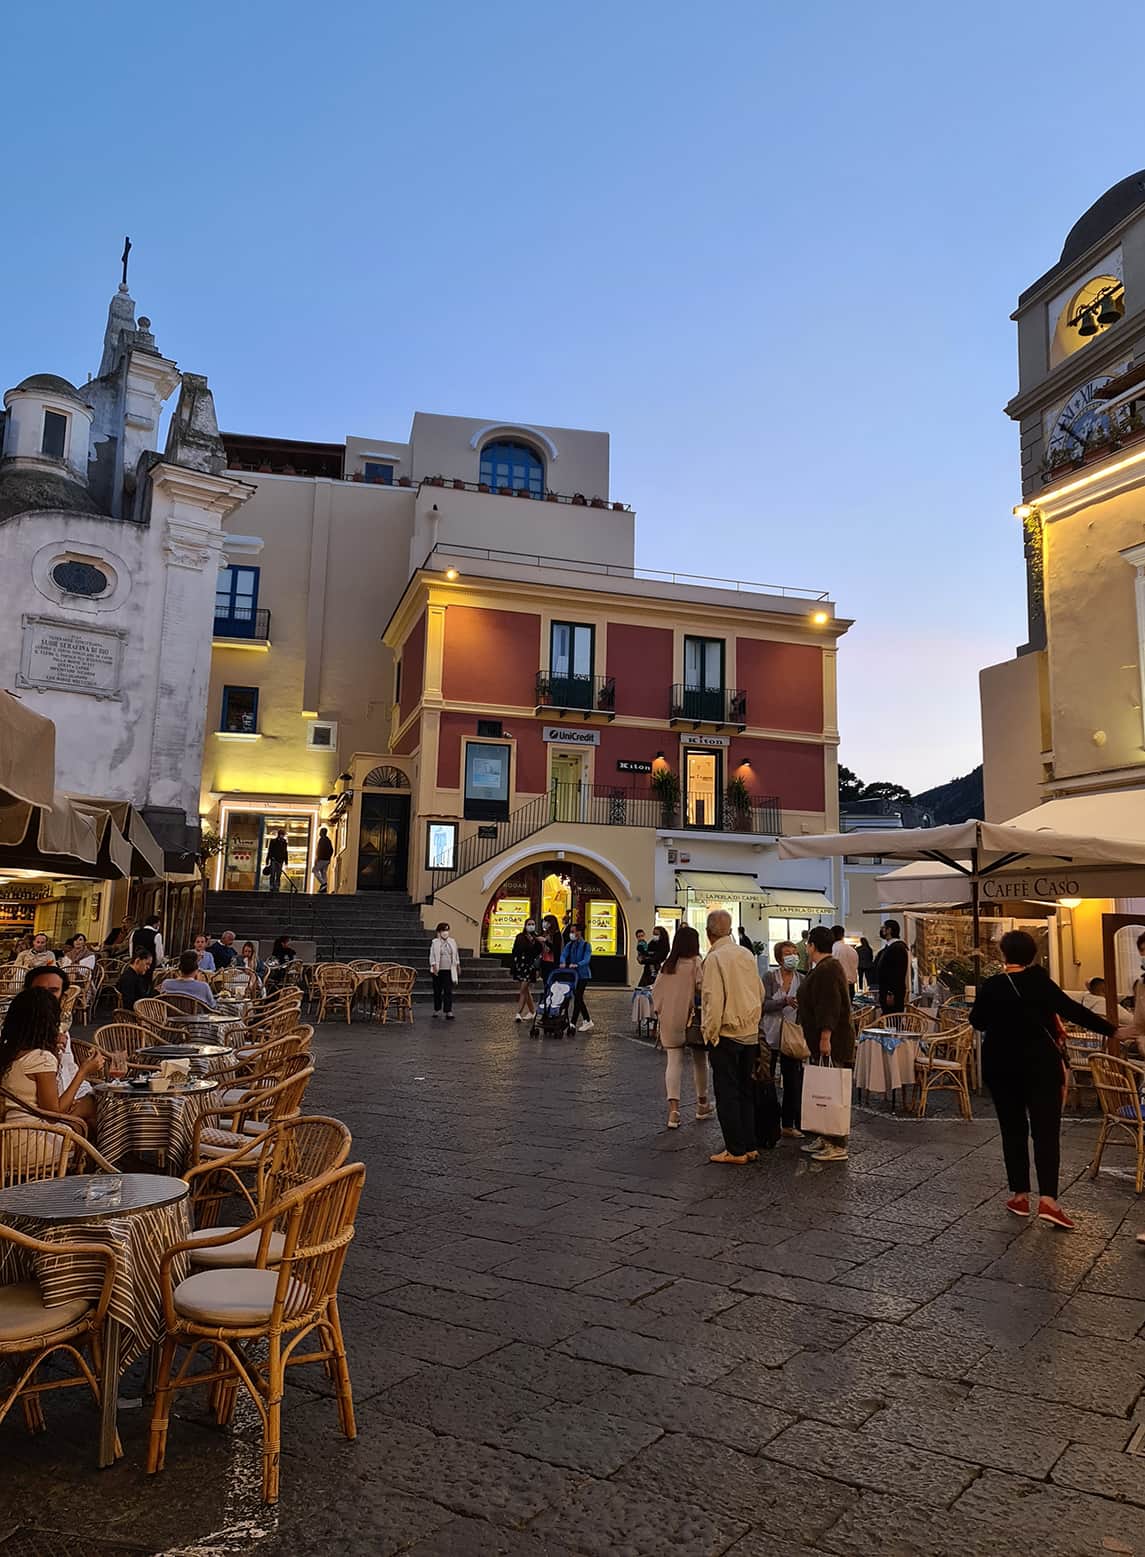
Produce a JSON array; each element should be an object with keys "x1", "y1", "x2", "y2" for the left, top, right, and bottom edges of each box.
[{"x1": 652, "y1": 924, "x2": 714, "y2": 1129}]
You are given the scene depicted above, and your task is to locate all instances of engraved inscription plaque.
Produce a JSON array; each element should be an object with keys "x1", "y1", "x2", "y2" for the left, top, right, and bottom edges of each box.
[{"x1": 19, "y1": 616, "x2": 125, "y2": 697}]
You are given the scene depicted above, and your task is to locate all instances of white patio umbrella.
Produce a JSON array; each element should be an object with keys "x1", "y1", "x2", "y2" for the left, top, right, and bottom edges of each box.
[{"x1": 779, "y1": 813, "x2": 1145, "y2": 962}]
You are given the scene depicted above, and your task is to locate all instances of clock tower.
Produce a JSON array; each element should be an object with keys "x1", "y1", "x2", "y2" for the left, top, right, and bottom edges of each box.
[{"x1": 981, "y1": 171, "x2": 1145, "y2": 820}]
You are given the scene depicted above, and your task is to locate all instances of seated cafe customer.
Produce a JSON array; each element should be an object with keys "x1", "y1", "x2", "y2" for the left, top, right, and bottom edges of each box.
[
  {"x1": 160, "y1": 950, "x2": 217, "y2": 1009},
  {"x1": 0, "y1": 988, "x2": 103, "y2": 1128},
  {"x1": 117, "y1": 951, "x2": 156, "y2": 1011}
]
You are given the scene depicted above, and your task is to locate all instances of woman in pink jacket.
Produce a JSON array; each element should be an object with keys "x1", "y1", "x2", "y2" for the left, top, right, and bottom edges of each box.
[{"x1": 652, "y1": 924, "x2": 714, "y2": 1130}]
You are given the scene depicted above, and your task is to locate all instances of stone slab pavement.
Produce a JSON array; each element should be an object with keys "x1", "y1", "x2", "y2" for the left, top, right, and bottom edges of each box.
[{"x1": 4, "y1": 991, "x2": 1145, "y2": 1555}]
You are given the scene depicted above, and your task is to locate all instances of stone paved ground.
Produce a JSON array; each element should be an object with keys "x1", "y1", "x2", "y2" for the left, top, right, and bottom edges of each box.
[{"x1": 5, "y1": 993, "x2": 1145, "y2": 1555}]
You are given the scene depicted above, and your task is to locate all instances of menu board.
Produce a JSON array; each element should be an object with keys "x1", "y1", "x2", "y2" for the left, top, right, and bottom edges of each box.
[
  {"x1": 587, "y1": 900, "x2": 618, "y2": 957},
  {"x1": 488, "y1": 898, "x2": 532, "y2": 956}
]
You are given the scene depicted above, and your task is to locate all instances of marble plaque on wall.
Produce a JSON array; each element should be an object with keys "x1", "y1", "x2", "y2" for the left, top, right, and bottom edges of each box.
[{"x1": 19, "y1": 615, "x2": 125, "y2": 698}]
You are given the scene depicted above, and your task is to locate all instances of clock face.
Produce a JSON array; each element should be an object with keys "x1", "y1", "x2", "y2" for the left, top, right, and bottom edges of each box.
[{"x1": 1046, "y1": 376, "x2": 1113, "y2": 459}]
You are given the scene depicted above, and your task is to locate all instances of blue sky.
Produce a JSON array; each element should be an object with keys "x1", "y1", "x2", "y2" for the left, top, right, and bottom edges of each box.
[{"x1": 5, "y1": 1, "x2": 1143, "y2": 792}]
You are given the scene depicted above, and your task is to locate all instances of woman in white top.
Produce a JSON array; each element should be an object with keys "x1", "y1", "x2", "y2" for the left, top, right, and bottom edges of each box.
[
  {"x1": 652, "y1": 925, "x2": 713, "y2": 1129},
  {"x1": 429, "y1": 922, "x2": 459, "y2": 1020},
  {"x1": 0, "y1": 988, "x2": 103, "y2": 1128}
]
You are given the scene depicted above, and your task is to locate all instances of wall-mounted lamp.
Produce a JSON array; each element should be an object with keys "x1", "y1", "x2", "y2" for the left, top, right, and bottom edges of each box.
[
  {"x1": 1057, "y1": 897, "x2": 1082, "y2": 909},
  {"x1": 811, "y1": 610, "x2": 829, "y2": 626},
  {"x1": 1012, "y1": 503, "x2": 1035, "y2": 520},
  {"x1": 445, "y1": 567, "x2": 459, "y2": 581}
]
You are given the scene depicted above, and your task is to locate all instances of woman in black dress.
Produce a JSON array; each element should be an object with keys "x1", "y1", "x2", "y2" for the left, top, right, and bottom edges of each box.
[{"x1": 970, "y1": 929, "x2": 1113, "y2": 1231}]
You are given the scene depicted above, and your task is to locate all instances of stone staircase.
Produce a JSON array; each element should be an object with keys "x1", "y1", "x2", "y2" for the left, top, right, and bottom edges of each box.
[{"x1": 203, "y1": 890, "x2": 512, "y2": 1003}]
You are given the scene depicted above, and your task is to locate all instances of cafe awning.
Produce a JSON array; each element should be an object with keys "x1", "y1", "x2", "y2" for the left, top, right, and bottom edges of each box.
[
  {"x1": 873, "y1": 789, "x2": 1145, "y2": 908},
  {"x1": 0, "y1": 795, "x2": 102, "y2": 874},
  {"x1": 675, "y1": 873, "x2": 834, "y2": 914},
  {"x1": 0, "y1": 693, "x2": 56, "y2": 810},
  {"x1": 73, "y1": 798, "x2": 165, "y2": 879}
]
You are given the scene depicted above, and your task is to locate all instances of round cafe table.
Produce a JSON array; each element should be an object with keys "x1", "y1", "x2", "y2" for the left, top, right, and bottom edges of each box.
[
  {"x1": 854, "y1": 1026, "x2": 919, "y2": 1110},
  {"x1": 0, "y1": 1172, "x2": 190, "y2": 1468},
  {"x1": 164, "y1": 1009, "x2": 246, "y2": 1049},
  {"x1": 93, "y1": 1078, "x2": 219, "y2": 1173}
]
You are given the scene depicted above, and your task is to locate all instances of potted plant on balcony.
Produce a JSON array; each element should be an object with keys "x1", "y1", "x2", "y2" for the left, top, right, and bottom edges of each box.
[
  {"x1": 725, "y1": 775, "x2": 752, "y2": 832},
  {"x1": 651, "y1": 765, "x2": 680, "y2": 829},
  {"x1": 453, "y1": 477, "x2": 467, "y2": 490}
]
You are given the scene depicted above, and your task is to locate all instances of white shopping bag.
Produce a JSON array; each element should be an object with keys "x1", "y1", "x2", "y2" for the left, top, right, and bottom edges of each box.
[{"x1": 801, "y1": 1062, "x2": 852, "y2": 1138}]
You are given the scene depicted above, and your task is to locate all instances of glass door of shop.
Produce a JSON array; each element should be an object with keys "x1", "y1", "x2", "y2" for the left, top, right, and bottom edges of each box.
[
  {"x1": 684, "y1": 748, "x2": 722, "y2": 829},
  {"x1": 222, "y1": 813, "x2": 313, "y2": 892},
  {"x1": 357, "y1": 794, "x2": 410, "y2": 891}
]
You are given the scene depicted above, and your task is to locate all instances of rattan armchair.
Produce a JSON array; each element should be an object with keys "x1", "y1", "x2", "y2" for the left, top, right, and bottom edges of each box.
[
  {"x1": 0, "y1": 1221, "x2": 116, "y2": 1448},
  {"x1": 148, "y1": 1162, "x2": 365, "y2": 1502},
  {"x1": 1089, "y1": 1054, "x2": 1145, "y2": 1192},
  {"x1": 190, "y1": 1067, "x2": 314, "y2": 1164},
  {"x1": 0, "y1": 1121, "x2": 116, "y2": 1186},
  {"x1": 914, "y1": 1023, "x2": 974, "y2": 1120},
  {"x1": 378, "y1": 966, "x2": 416, "y2": 1026},
  {"x1": 315, "y1": 965, "x2": 355, "y2": 1025},
  {"x1": 0, "y1": 1088, "x2": 90, "y2": 1139},
  {"x1": 92, "y1": 1022, "x2": 154, "y2": 1071}
]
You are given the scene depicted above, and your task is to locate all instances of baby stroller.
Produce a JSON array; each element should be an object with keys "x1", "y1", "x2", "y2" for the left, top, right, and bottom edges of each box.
[{"x1": 531, "y1": 970, "x2": 577, "y2": 1039}]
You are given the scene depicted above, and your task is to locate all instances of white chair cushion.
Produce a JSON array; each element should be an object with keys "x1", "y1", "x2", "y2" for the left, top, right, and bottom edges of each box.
[
  {"x1": 172, "y1": 1268, "x2": 308, "y2": 1325},
  {"x1": 186, "y1": 1225, "x2": 286, "y2": 1268},
  {"x1": 0, "y1": 1281, "x2": 90, "y2": 1340},
  {"x1": 196, "y1": 1129, "x2": 265, "y2": 1161}
]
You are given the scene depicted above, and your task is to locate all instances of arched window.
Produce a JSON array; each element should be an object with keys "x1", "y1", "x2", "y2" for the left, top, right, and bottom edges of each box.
[
  {"x1": 363, "y1": 765, "x2": 410, "y2": 789},
  {"x1": 480, "y1": 440, "x2": 544, "y2": 497}
]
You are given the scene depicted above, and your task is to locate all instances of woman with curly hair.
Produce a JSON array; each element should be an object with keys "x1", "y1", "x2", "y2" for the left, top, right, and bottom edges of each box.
[{"x1": 0, "y1": 988, "x2": 103, "y2": 1127}]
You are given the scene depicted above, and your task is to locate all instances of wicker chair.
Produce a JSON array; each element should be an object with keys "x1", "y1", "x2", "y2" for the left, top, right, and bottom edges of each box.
[
  {"x1": 0, "y1": 1222, "x2": 116, "y2": 1448},
  {"x1": 158, "y1": 992, "x2": 215, "y2": 1017},
  {"x1": 183, "y1": 1114, "x2": 353, "y2": 1248},
  {"x1": 0, "y1": 1088, "x2": 90, "y2": 1139},
  {"x1": 190, "y1": 1067, "x2": 314, "y2": 1165},
  {"x1": 92, "y1": 1022, "x2": 154, "y2": 1072},
  {"x1": 148, "y1": 1161, "x2": 365, "y2": 1503},
  {"x1": 135, "y1": 997, "x2": 183, "y2": 1031},
  {"x1": 1089, "y1": 1054, "x2": 1145, "y2": 1192},
  {"x1": 66, "y1": 966, "x2": 94, "y2": 1026},
  {"x1": 0, "y1": 1122, "x2": 116, "y2": 1186},
  {"x1": 914, "y1": 1024, "x2": 974, "y2": 1120},
  {"x1": 315, "y1": 965, "x2": 355, "y2": 1026},
  {"x1": 378, "y1": 967, "x2": 416, "y2": 1026},
  {"x1": 57, "y1": 986, "x2": 81, "y2": 1034},
  {"x1": 0, "y1": 964, "x2": 25, "y2": 996}
]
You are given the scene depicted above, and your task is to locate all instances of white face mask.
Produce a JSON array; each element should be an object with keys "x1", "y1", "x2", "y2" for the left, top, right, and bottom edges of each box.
[
  {"x1": 783, "y1": 954, "x2": 799, "y2": 970},
  {"x1": 526, "y1": 923, "x2": 536, "y2": 933}
]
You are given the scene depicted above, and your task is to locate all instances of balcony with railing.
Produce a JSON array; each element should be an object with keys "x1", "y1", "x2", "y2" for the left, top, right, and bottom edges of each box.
[
  {"x1": 213, "y1": 607, "x2": 272, "y2": 645},
  {"x1": 427, "y1": 780, "x2": 782, "y2": 895},
  {"x1": 669, "y1": 684, "x2": 747, "y2": 730},
  {"x1": 534, "y1": 672, "x2": 616, "y2": 720}
]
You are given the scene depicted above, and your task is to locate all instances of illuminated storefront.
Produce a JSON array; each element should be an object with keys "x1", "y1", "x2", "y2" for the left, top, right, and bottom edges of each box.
[
  {"x1": 214, "y1": 802, "x2": 321, "y2": 893},
  {"x1": 482, "y1": 859, "x2": 627, "y2": 982}
]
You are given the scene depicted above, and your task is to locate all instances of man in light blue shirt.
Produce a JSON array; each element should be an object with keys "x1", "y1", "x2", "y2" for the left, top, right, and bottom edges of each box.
[{"x1": 160, "y1": 950, "x2": 217, "y2": 1008}]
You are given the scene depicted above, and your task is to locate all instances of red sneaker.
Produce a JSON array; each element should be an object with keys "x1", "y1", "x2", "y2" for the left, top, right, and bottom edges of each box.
[
  {"x1": 1005, "y1": 1194, "x2": 1030, "y2": 1218},
  {"x1": 1037, "y1": 1200, "x2": 1075, "y2": 1231}
]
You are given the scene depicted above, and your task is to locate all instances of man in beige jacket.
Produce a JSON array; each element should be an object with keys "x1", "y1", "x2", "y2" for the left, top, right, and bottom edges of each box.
[{"x1": 701, "y1": 909, "x2": 764, "y2": 1164}]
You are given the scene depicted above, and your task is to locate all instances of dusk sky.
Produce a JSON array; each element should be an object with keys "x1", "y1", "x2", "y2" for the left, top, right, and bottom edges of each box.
[{"x1": 5, "y1": 1, "x2": 1144, "y2": 793}]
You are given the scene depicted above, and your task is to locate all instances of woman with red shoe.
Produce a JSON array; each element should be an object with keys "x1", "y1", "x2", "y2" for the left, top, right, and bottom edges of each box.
[{"x1": 970, "y1": 930, "x2": 1114, "y2": 1231}]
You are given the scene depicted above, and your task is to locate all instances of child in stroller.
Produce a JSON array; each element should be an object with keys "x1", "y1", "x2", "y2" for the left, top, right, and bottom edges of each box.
[{"x1": 531, "y1": 969, "x2": 577, "y2": 1039}]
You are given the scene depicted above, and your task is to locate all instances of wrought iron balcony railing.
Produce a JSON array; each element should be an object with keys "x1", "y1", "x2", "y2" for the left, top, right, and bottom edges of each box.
[
  {"x1": 669, "y1": 684, "x2": 747, "y2": 728},
  {"x1": 535, "y1": 672, "x2": 616, "y2": 717},
  {"x1": 213, "y1": 607, "x2": 271, "y2": 643}
]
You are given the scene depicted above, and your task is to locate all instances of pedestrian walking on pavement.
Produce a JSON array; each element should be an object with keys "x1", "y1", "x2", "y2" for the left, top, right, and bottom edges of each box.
[
  {"x1": 560, "y1": 925, "x2": 594, "y2": 1034},
  {"x1": 796, "y1": 925, "x2": 855, "y2": 1163},
  {"x1": 430, "y1": 923, "x2": 459, "y2": 1019},
  {"x1": 857, "y1": 936, "x2": 874, "y2": 990},
  {"x1": 762, "y1": 940, "x2": 805, "y2": 1138},
  {"x1": 652, "y1": 924, "x2": 713, "y2": 1130},
  {"x1": 264, "y1": 829, "x2": 289, "y2": 893},
  {"x1": 313, "y1": 826, "x2": 334, "y2": 893},
  {"x1": 701, "y1": 909, "x2": 764, "y2": 1165},
  {"x1": 511, "y1": 919, "x2": 541, "y2": 1022},
  {"x1": 970, "y1": 929, "x2": 1113, "y2": 1231}
]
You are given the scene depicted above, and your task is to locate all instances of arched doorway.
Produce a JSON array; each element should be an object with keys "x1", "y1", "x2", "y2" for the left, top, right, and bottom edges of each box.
[
  {"x1": 483, "y1": 858, "x2": 628, "y2": 982},
  {"x1": 357, "y1": 767, "x2": 411, "y2": 891}
]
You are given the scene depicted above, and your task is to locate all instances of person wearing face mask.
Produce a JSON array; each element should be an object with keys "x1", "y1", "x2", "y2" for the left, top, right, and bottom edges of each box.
[
  {"x1": 795, "y1": 925, "x2": 856, "y2": 1163},
  {"x1": 762, "y1": 940, "x2": 806, "y2": 1138},
  {"x1": 511, "y1": 918, "x2": 541, "y2": 1022},
  {"x1": 559, "y1": 923, "x2": 593, "y2": 1034},
  {"x1": 1113, "y1": 933, "x2": 1145, "y2": 1057},
  {"x1": 429, "y1": 923, "x2": 459, "y2": 1019},
  {"x1": 872, "y1": 919, "x2": 909, "y2": 1014}
]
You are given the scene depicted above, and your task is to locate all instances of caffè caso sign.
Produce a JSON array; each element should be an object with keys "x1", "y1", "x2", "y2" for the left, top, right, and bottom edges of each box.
[{"x1": 981, "y1": 874, "x2": 1081, "y2": 901}]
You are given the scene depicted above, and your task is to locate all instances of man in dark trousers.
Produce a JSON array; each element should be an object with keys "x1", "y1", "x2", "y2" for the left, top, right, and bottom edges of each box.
[
  {"x1": 313, "y1": 826, "x2": 334, "y2": 893},
  {"x1": 796, "y1": 924, "x2": 856, "y2": 1163},
  {"x1": 873, "y1": 919, "x2": 909, "y2": 1013},
  {"x1": 264, "y1": 830, "x2": 289, "y2": 892}
]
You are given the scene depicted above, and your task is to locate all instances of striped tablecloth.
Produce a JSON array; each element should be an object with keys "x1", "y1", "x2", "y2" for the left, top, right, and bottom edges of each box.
[
  {"x1": 95, "y1": 1083, "x2": 218, "y2": 1173},
  {"x1": 0, "y1": 1179, "x2": 190, "y2": 1367},
  {"x1": 166, "y1": 1012, "x2": 247, "y2": 1050}
]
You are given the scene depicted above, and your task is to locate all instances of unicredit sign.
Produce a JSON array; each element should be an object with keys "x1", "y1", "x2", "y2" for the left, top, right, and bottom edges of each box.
[{"x1": 541, "y1": 726, "x2": 600, "y2": 745}]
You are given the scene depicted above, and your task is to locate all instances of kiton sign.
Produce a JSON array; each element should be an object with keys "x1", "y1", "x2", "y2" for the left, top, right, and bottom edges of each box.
[{"x1": 981, "y1": 875, "x2": 1081, "y2": 901}]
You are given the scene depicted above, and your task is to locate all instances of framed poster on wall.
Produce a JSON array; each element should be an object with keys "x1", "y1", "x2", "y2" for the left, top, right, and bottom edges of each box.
[
  {"x1": 425, "y1": 821, "x2": 458, "y2": 870},
  {"x1": 464, "y1": 742, "x2": 511, "y2": 821}
]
